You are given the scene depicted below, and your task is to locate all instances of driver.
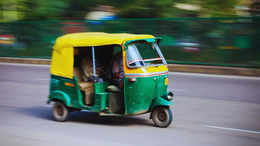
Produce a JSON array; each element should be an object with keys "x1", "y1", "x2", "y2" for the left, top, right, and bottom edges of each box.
[
  {"x1": 112, "y1": 49, "x2": 123, "y2": 88},
  {"x1": 107, "y1": 47, "x2": 123, "y2": 93}
]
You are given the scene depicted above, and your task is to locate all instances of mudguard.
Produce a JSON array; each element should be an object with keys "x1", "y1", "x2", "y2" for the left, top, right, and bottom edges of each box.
[
  {"x1": 48, "y1": 90, "x2": 71, "y2": 106},
  {"x1": 150, "y1": 96, "x2": 173, "y2": 110}
]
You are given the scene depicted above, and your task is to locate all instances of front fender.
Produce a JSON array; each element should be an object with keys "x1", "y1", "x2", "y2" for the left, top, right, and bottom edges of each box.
[
  {"x1": 151, "y1": 96, "x2": 173, "y2": 110},
  {"x1": 48, "y1": 90, "x2": 71, "y2": 106}
]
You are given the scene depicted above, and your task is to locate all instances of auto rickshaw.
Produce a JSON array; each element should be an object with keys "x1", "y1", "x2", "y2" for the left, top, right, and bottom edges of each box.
[{"x1": 47, "y1": 32, "x2": 174, "y2": 128}]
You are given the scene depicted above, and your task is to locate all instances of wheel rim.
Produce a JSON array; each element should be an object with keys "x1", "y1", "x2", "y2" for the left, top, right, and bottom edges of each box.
[
  {"x1": 56, "y1": 104, "x2": 64, "y2": 117},
  {"x1": 158, "y1": 110, "x2": 167, "y2": 122},
  {"x1": 53, "y1": 102, "x2": 68, "y2": 122}
]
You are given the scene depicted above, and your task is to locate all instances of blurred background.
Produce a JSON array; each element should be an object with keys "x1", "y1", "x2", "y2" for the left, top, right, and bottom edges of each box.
[{"x1": 0, "y1": 0, "x2": 259, "y2": 68}]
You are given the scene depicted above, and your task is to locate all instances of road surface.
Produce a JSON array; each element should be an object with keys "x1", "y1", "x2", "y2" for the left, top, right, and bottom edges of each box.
[{"x1": 0, "y1": 63, "x2": 260, "y2": 146}]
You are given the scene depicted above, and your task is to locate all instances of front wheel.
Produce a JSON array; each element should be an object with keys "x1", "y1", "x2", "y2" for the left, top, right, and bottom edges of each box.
[
  {"x1": 151, "y1": 107, "x2": 172, "y2": 128},
  {"x1": 52, "y1": 102, "x2": 69, "y2": 122}
]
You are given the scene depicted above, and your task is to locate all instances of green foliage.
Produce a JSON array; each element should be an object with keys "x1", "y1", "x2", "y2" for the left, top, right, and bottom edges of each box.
[
  {"x1": 19, "y1": 0, "x2": 69, "y2": 20},
  {"x1": 200, "y1": 0, "x2": 239, "y2": 16},
  {"x1": 64, "y1": 0, "x2": 96, "y2": 19},
  {"x1": 117, "y1": 0, "x2": 174, "y2": 18}
]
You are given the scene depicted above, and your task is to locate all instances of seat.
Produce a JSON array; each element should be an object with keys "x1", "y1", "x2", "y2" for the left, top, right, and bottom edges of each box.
[
  {"x1": 74, "y1": 67, "x2": 94, "y2": 105},
  {"x1": 106, "y1": 85, "x2": 120, "y2": 93}
]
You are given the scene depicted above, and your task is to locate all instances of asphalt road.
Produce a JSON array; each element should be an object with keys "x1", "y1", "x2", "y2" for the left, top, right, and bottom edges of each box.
[{"x1": 0, "y1": 63, "x2": 260, "y2": 146}]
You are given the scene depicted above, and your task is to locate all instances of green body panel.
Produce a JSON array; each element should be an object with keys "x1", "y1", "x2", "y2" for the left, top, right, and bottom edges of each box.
[
  {"x1": 124, "y1": 74, "x2": 169, "y2": 115},
  {"x1": 49, "y1": 74, "x2": 172, "y2": 115},
  {"x1": 48, "y1": 90, "x2": 71, "y2": 106},
  {"x1": 93, "y1": 93, "x2": 110, "y2": 111},
  {"x1": 90, "y1": 82, "x2": 110, "y2": 112},
  {"x1": 49, "y1": 75, "x2": 84, "y2": 108},
  {"x1": 49, "y1": 75, "x2": 111, "y2": 112}
]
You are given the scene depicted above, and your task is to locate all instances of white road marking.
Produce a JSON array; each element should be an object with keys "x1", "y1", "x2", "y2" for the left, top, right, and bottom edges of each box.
[
  {"x1": 169, "y1": 72, "x2": 260, "y2": 80},
  {"x1": 204, "y1": 125, "x2": 260, "y2": 134},
  {"x1": 0, "y1": 62, "x2": 50, "y2": 68}
]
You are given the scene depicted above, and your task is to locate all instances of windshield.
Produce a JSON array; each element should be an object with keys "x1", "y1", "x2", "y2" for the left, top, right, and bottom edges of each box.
[{"x1": 126, "y1": 41, "x2": 166, "y2": 68}]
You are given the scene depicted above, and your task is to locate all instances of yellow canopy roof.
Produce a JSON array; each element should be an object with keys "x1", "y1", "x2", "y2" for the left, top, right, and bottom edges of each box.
[
  {"x1": 54, "y1": 32, "x2": 155, "y2": 49},
  {"x1": 51, "y1": 32, "x2": 155, "y2": 79}
]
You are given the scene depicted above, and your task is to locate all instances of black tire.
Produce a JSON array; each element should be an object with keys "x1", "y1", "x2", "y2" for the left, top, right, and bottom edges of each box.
[
  {"x1": 52, "y1": 102, "x2": 69, "y2": 122},
  {"x1": 151, "y1": 107, "x2": 172, "y2": 128}
]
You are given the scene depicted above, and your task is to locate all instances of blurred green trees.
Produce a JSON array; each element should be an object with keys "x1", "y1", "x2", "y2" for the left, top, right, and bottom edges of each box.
[
  {"x1": 115, "y1": 0, "x2": 175, "y2": 18},
  {"x1": 0, "y1": 0, "x2": 251, "y2": 21},
  {"x1": 200, "y1": 0, "x2": 239, "y2": 16},
  {"x1": 18, "y1": 0, "x2": 69, "y2": 20}
]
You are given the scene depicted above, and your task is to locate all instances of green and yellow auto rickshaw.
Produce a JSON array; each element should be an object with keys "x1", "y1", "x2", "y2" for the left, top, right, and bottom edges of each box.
[{"x1": 47, "y1": 32, "x2": 174, "y2": 128}]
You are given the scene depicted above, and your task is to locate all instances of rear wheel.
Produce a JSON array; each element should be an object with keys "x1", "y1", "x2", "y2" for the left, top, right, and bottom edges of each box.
[
  {"x1": 53, "y1": 102, "x2": 69, "y2": 122},
  {"x1": 151, "y1": 107, "x2": 172, "y2": 128}
]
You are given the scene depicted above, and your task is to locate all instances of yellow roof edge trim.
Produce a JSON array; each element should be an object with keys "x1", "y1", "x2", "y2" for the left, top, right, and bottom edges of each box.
[{"x1": 54, "y1": 32, "x2": 155, "y2": 50}]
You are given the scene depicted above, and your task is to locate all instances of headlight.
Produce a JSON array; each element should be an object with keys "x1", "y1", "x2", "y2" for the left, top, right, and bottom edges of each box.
[{"x1": 167, "y1": 92, "x2": 174, "y2": 101}]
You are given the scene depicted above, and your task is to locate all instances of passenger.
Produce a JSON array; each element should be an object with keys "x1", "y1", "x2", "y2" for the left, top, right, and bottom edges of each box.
[
  {"x1": 80, "y1": 55, "x2": 104, "y2": 82},
  {"x1": 79, "y1": 54, "x2": 103, "y2": 105}
]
